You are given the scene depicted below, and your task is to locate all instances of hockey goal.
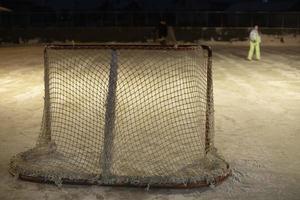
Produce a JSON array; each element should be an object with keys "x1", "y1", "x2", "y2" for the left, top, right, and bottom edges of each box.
[{"x1": 9, "y1": 44, "x2": 230, "y2": 188}]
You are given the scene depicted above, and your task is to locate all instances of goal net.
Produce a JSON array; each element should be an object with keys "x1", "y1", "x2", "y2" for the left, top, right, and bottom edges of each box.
[{"x1": 9, "y1": 44, "x2": 230, "y2": 188}]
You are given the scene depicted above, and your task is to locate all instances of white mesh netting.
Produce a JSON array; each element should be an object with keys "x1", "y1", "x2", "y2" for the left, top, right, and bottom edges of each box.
[{"x1": 9, "y1": 44, "x2": 230, "y2": 188}]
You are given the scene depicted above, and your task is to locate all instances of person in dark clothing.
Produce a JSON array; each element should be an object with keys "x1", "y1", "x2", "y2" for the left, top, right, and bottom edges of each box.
[
  {"x1": 158, "y1": 21, "x2": 168, "y2": 38},
  {"x1": 156, "y1": 20, "x2": 168, "y2": 45},
  {"x1": 155, "y1": 20, "x2": 177, "y2": 47}
]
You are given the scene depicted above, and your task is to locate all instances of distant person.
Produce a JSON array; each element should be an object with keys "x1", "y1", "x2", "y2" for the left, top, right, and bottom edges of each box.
[
  {"x1": 156, "y1": 20, "x2": 168, "y2": 45},
  {"x1": 247, "y1": 25, "x2": 261, "y2": 61},
  {"x1": 155, "y1": 20, "x2": 178, "y2": 48}
]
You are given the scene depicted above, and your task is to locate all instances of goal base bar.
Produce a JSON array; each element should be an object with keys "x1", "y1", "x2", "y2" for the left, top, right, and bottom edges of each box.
[{"x1": 11, "y1": 168, "x2": 231, "y2": 188}]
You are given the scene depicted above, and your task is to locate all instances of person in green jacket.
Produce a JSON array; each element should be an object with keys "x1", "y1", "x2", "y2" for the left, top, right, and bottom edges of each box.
[{"x1": 247, "y1": 25, "x2": 261, "y2": 61}]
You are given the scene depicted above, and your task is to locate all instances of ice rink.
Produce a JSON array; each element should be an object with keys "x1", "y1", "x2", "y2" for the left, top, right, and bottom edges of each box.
[{"x1": 0, "y1": 44, "x2": 299, "y2": 200}]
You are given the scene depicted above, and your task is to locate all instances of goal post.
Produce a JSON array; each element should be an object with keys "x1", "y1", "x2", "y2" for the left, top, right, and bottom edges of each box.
[{"x1": 9, "y1": 44, "x2": 230, "y2": 188}]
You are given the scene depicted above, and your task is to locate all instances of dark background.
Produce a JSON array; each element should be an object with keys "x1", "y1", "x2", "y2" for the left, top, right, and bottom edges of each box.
[
  {"x1": 0, "y1": 0, "x2": 300, "y2": 43},
  {"x1": 1, "y1": 0, "x2": 300, "y2": 12}
]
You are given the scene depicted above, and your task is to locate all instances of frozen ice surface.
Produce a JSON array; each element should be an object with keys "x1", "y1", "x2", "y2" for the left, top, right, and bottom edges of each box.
[{"x1": 0, "y1": 44, "x2": 299, "y2": 200}]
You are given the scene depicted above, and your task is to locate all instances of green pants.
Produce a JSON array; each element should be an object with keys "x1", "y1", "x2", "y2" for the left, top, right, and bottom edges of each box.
[{"x1": 247, "y1": 41, "x2": 261, "y2": 60}]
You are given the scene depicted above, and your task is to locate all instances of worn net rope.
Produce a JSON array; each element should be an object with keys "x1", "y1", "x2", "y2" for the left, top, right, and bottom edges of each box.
[{"x1": 9, "y1": 45, "x2": 229, "y2": 187}]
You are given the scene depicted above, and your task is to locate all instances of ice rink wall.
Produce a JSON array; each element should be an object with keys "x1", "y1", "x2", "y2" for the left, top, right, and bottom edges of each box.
[
  {"x1": 0, "y1": 27, "x2": 300, "y2": 44},
  {"x1": 0, "y1": 11, "x2": 299, "y2": 43}
]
